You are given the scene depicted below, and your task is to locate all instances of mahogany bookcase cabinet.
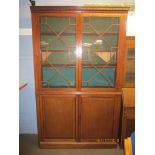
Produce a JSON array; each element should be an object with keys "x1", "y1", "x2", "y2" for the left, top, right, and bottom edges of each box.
[{"x1": 30, "y1": 6, "x2": 129, "y2": 148}]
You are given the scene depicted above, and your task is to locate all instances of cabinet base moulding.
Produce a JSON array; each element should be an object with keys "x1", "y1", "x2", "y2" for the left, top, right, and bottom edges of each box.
[{"x1": 39, "y1": 141, "x2": 117, "y2": 149}]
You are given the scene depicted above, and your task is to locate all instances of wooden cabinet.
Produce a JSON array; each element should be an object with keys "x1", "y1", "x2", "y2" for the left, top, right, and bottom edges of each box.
[
  {"x1": 123, "y1": 37, "x2": 135, "y2": 87},
  {"x1": 30, "y1": 6, "x2": 128, "y2": 148}
]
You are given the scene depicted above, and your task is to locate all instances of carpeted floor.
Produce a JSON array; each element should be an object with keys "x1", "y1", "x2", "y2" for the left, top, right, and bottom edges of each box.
[{"x1": 19, "y1": 134, "x2": 124, "y2": 155}]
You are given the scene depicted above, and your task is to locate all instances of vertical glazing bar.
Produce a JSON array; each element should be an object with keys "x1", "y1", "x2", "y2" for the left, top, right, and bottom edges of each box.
[{"x1": 76, "y1": 14, "x2": 83, "y2": 90}]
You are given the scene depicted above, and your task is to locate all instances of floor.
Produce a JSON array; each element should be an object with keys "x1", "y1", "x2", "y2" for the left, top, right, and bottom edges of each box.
[{"x1": 19, "y1": 134, "x2": 124, "y2": 155}]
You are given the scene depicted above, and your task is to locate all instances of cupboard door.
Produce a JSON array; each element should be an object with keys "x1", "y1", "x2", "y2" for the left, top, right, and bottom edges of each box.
[
  {"x1": 82, "y1": 17, "x2": 120, "y2": 88},
  {"x1": 80, "y1": 95, "x2": 120, "y2": 141},
  {"x1": 40, "y1": 95, "x2": 76, "y2": 140},
  {"x1": 40, "y1": 16, "x2": 77, "y2": 88}
]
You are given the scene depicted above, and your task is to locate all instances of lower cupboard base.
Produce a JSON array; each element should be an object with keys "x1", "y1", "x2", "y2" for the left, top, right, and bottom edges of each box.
[{"x1": 39, "y1": 141, "x2": 117, "y2": 149}]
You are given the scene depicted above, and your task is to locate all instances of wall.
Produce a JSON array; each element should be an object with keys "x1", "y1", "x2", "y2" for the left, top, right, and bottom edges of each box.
[
  {"x1": 19, "y1": 35, "x2": 37, "y2": 133},
  {"x1": 19, "y1": 0, "x2": 135, "y2": 134},
  {"x1": 19, "y1": 0, "x2": 36, "y2": 133}
]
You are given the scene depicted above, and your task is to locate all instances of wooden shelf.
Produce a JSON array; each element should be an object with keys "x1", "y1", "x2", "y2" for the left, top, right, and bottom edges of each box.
[
  {"x1": 41, "y1": 32, "x2": 118, "y2": 36},
  {"x1": 42, "y1": 64, "x2": 116, "y2": 68},
  {"x1": 41, "y1": 50, "x2": 75, "y2": 53},
  {"x1": 41, "y1": 50, "x2": 116, "y2": 53}
]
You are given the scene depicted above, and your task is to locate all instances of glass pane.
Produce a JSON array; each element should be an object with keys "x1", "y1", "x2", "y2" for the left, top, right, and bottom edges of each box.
[
  {"x1": 40, "y1": 17, "x2": 76, "y2": 88},
  {"x1": 82, "y1": 17, "x2": 120, "y2": 87}
]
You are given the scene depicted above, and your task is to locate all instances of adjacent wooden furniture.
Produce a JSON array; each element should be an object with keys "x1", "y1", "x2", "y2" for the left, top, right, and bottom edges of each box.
[
  {"x1": 123, "y1": 36, "x2": 135, "y2": 87},
  {"x1": 121, "y1": 88, "x2": 135, "y2": 146},
  {"x1": 30, "y1": 6, "x2": 128, "y2": 148}
]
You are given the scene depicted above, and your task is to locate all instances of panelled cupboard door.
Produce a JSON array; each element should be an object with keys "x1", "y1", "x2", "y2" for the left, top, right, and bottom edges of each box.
[
  {"x1": 40, "y1": 95, "x2": 77, "y2": 140},
  {"x1": 80, "y1": 95, "x2": 121, "y2": 141}
]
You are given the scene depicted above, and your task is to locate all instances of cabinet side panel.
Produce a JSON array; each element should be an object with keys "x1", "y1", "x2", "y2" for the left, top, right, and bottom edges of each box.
[
  {"x1": 116, "y1": 14, "x2": 128, "y2": 90},
  {"x1": 112, "y1": 95, "x2": 121, "y2": 138},
  {"x1": 31, "y1": 14, "x2": 41, "y2": 91}
]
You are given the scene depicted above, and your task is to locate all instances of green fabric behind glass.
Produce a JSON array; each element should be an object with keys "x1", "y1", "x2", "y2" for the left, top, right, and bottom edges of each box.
[
  {"x1": 82, "y1": 68, "x2": 115, "y2": 87},
  {"x1": 42, "y1": 67, "x2": 76, "y2": 87},
  {"x1": 42, "y1": 67, "x2": 115, "y2": 88}
]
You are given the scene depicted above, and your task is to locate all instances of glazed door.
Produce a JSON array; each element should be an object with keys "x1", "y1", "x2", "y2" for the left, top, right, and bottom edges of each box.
[
  {"x1": 81, "y1": 15, "x2": 120, "y2": 88},
  {"x1": 39, "y1": 15, "x2": 78, "y2": 89}
]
